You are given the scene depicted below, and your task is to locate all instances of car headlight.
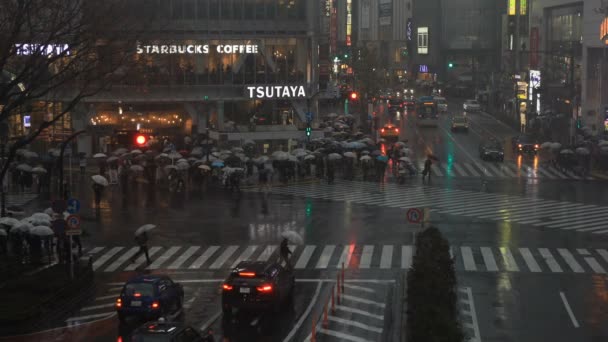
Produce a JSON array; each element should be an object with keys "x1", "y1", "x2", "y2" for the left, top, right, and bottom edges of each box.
[{"x1": 499, "y1": 152, "x2": 504, "y2": 155}]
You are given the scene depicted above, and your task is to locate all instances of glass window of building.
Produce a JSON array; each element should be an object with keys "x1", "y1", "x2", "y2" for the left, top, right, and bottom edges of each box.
[
  {"x1": 233, "y1": 0, "x2": 243, "y2": 20},
  {"x1": 209, "y1": 0, "x2": 219, "y2": 20},
  {"x1": 256, "y1": 0, "x2": 265, "y2": 20},
  {"x1": 222, "y1": 0, "x2": 232, "y2": 20},
  {"x1": 277, "y1": 0, "x2": 288, "y2": 20},
  {"x1": 171, "y1": 0, "x2": 183, "y2": 20},
  {"x1": 265, "y1": 0, "x2": 275, "y2": 19},
  {"x1": 184, "y1": 0, "x2": 195, "y2": 20},
  {"x1": 197, "y1": 0, "x2": 208, "y2": 19},
  {"x1": 244, "y1": 0, "x2": 254, "y2": 19}
]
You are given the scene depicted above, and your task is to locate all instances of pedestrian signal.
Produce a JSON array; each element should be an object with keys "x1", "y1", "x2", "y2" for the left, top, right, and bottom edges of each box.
[{"x1": 135, "y1": 134, "x2": 147, "y2": 147}]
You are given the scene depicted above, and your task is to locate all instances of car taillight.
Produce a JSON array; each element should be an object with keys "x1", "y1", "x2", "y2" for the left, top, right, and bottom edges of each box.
[
  {"x1": 223, "y1": 284, "x2": 233, "y2": 291},
  {"x1": 518, "y1": 144, "x2": 522, "y2": 148},
  {"x1": 117, "y1": 337, "x2": 123, "y2": 342},
  {"x1": 151, "y1": 301, "x2": 160, "y2": 309},
  {"x1": 256, "y1": 284, "x2": 273, "y2": 293},
  {"x1": 239, "y1": 272, "x2": 256, "y2": 277},
  {"x1": 534, "y1": 144, "x2": 539, "y2": 149},
  {"x1": 394, "y1": 128, "x2": 399, "y2": 133},
  {"x1": 115, "y1": 298, "x2": 122, "y2": 308},
  {"x1": 381, "y1": 129, "x2": 385, "y2": 133},
  {"x1": 134, "y1": 293, "x2": 141, "y2": 297}
]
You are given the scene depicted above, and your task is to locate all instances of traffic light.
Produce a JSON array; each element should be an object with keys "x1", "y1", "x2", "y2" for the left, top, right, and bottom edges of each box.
[
  {"x1": 135, "y1": 134, "x2": 147, "y2": 147},
  {"x1": 305, "y1": 126, "x2": 312, "y2": 138},
  {"x1": 448, "y1": 62, "x2": 455, "y2": 68},
  {"x1": 349, "y1": 92, "x2": 359, "y2": 101}
]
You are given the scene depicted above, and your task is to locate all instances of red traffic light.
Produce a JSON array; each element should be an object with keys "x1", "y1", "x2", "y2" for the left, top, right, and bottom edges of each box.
[
  {"x1": 350, "y1": 92, "x2": 358, "y2": 100},
  {"x1": 135, "y1": 134, "x2": 147, "y2": 146}
]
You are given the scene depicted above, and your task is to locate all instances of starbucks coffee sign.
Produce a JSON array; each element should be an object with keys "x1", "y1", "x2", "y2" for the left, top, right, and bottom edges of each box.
[
  {"x1": 136, "y1": 43, "x2": 259, "y2": 54},
  {"x1": 246, "y1": 85, "x2": 308, "y2": 99}
]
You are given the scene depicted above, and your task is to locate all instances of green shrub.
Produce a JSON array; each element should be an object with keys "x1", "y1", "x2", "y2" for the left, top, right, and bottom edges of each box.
[{"x1": 406, "y1": 227, "x2": 464, "y2": 342}]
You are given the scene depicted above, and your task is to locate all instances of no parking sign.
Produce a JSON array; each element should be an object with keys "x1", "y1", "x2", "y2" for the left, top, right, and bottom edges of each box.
[{"x1": 407, "y1": 208, "x2": 422, "y2": 224}]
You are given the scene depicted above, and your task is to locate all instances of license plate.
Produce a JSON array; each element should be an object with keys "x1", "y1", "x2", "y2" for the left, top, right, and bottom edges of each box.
[
  {"x1": 131, "y1": 301, "x2": 141, "y2": 307},
  {"x1": 239, "y1": 287, "x2": 250, "y2": 294}
]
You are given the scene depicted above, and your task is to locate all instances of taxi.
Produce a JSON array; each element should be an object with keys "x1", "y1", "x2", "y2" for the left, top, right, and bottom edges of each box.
[
  {"x1": 380, "y1": 124, "x2": 400, "y2": 140},
  {"x1": 450, "y1": 114, "x2": 469, "y2": 132}
]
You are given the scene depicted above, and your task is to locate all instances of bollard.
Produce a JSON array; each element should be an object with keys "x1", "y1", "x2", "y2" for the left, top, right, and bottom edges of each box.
[
  {"x1": 323, "y1": 302, "x2": 328, "y2": 328},
  {"x1": 337, "y1": 273, "x2": 341, "y2": 305},
  {"x1": 311, "y1": 316, "x2": 316, "y2": 342},
  {"x1": 331, "y1": 285, "x2": 336, "y2": 313},
  {"x1": 341, "y1": 262, "x2": 345, "y2": 293}
]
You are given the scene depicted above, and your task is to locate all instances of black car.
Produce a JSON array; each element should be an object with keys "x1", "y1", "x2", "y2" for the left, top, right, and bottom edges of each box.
[
  {"x1": 130, "y1": 321, "x2": 204, "y2": 342},
  {"x1": 511, "y1": 134, "x2": 539, "y2": 154},
  {"x1": 387, "y1": 98, "x2": 404, "y2": 113},
  {"x1": 222, "y1": 261, "x2": 295, "y2": 315},
  {"x1": 116, "y1": 275, "x2": 184, "y2": 323},
  {"x1": 479, "y1": 140, "x2": 504, "y2": 161}
]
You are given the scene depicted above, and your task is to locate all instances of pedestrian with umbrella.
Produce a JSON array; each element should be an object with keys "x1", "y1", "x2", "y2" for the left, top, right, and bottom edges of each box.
[
  {"x1": 131, "y1": 224, "x2": 155, "y2": 265},
  {"x1": 422, "y1": 155, "x2": 437, "y2": 182},
  {"x1": 280, "y1": 231, "x2": 303, "y2": 269},
  {"x1": 91, "y1": 175, "x2": 108, "y2": 208}
]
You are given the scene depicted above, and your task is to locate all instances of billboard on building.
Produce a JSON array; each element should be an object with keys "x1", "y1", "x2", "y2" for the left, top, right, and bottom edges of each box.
[
  {"x1": 529, "y1": 27, "x2": 539, "y2": 68},
  {"x1": 379, "y1": 0, "x2": 391, "y2": 26},
  {"x1": 361, "y1": 0, "x2": 370, "y2": 29}
]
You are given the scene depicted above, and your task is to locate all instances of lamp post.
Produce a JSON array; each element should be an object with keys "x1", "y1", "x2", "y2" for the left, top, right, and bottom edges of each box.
[{"x1": 0, "y1": 121, "x2": 7, "y2": 217}]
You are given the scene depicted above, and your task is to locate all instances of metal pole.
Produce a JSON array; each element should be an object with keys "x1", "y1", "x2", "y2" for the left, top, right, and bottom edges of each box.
[
  {"x1": 515, "y1": 0, "x2": 520, "y2": 72},
  {"x1": 0, "y1": 141, "x2": 5, "y2": 217},
  {"x1": 68, "y1": 153, "x2": 72, "y2": 193},
  {"x1": 60, "y1": 130, "x2": 86, "y2": 200},
  {"x1": 69, "y1": 235, "x2": 73, "y2": 279}
]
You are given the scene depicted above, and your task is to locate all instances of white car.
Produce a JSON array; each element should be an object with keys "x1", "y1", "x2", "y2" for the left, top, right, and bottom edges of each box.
[
  {"x1": 463, "y1": 99, "x2": 481, "y2": 112},
  {"x1": 434, "y1": 96, "x2": 448, "y2": 112}
]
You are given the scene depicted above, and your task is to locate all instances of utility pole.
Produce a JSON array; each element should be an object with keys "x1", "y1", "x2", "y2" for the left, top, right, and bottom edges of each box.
[{"x1": 514, "y1": 0, "x2": 521, "y2": 72}]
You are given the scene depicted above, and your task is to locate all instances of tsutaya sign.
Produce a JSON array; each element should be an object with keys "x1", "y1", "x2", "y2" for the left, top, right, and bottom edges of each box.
[
  {"x1": 136, "y1": 44, "x2": 259, "y2": 54},
  {"x1": 246, "y1": 85, "x2": 308, "y2": 99}
]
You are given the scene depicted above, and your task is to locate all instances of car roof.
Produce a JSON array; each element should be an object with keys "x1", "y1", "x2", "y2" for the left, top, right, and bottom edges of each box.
[
  {"x1": 127, "y1": 275, "x2": 165, "y2": 285},
  {"x1": 232, "y1": 261, "x2": 276, "y2": 274}
]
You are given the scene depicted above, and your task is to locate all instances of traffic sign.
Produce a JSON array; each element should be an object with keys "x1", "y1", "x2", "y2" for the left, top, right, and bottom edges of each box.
[
  {"x1": 51, "y1": 199, "x2": 67, "y2": 213},
  {"x1": 66, "y1": 198, "x2": 80, "y2": 214},
  {"x1": 66, "y1": 215, "x2": 81, "y2": 235},
  {"x1": 306, "y1": 112, "x2": 313, "y2": 122},
  {"x1": 406, "y1": 208, "x2": 423, "y2": 224}
]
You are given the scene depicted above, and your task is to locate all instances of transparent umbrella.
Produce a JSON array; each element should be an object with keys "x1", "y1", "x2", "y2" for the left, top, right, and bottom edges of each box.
[
  {"x1": 135, "y1": 224, "x2": 156, "y2": 236},
  {"x1": 281, "y1": 231, "x2": 303, "y2": 244}
]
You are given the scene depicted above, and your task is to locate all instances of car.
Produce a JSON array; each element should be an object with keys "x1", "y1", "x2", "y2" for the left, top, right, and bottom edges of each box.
[
  {"x1": 129, "y1": 321, "x2": 204, "y2": 342},
  {"x1": 387, "y1": 98, "x2": 404, "y2": 113},
  {"x1": 463, "y1": 99, "x2": 481, "y2": 112},
  {"x1": 380, "y1": 124, "x2": 400, "y2": 140},
  {"x1": 451, "y1": 114, "x2": 469, "y2": 132},
  {"x1": 511, "y1": 134, "x2": 539, "y2": 154},
  {"x1": 479, "y1": 140, "x2": 504, "y2": 161},
  {"x1": 115, "y1": 275, "x2": 184, "y2": 324},
  {"x1": 434, "y1": 96, "x2": 448, "y2": 112},
  {"x1": 222, "y1": 261, "x2": 295, "y2": 315}
]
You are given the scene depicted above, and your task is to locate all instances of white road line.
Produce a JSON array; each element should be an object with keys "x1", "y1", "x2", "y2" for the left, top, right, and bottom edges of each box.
[
  {"x1": 596, "y1": 249, "x2": 608, "y2": 264},
  {"x1": 96, "y1": 294, "x2": 119, "y2": 301},
  {"x1": 341, "y1": 294, "x2": 386, "y2": 308},
  {"x1": 188, "y1": 246, "x2": 219, "y2": 269},
  {"x1": 81, "y1": 302, "x2": 115, "y2": 311},
  {"x1": 230, "y1": 245, "x2": 259, "y2": 269},
  {"x1": 168, "y1": 246, "x2": 200, "y2": 269},
  {"x1": 283, "y1": 282, "x2": 322, "y2": 342},
  {"x1": 539, "y1": 248, "x2": 563, "y2": 273},
  {"x1": 536, "y1": 166, "x2": 557, "y2": 179},
  {"x1": 335, "y1": 305, "x2": 385, "y2": 320},
  {"x1": 104, "y1": 247, "x2": 139, "y2": 272},
  {"x1": 583, "y1": 257, "x2": 606, "y2": 274},
  {"x1": 92, "y1": 247, "x2": 124, "y2": 271},
  {"x1": 577, "y1": 249, "x2": 590, "y2": 255},
  {"x1": 518, "y1": 248, "x2": 541, "y2": 272},
  {"x1": 295, "y1": 245, "x2": 316, "y2": 269},
  {"x1": 547, "y1": 211, "x2": 608, "y2": 228},
  {"x1": 530, "y1": 207, "x2": 599, "y2": 226},
  {"x1": 480, "y1": 247, "x2": 498, "y2": 272},
  {"x1": 431, "y1": 164, "x2": 443, "y2": 177},
  {"x1": 453, "y1": 163, "x2": 469, "y2": 177},
  {"x1": 124, "y1": 247, "x2": 162, "y2": 271},
  {"x1": 380, "y1": 245, "x2": 393, "y2": 269},
  {"x1": 401, "y1": 245, "x2": 413, "y2": 269},
  {"x1": 463, "y1": 163, "x2": 481, "y2": 177},
  {"x1": 463, "y1": 287, "x2": 481, "y2": 342},
  {"x1": 336, "y1": 244, "x2": 355, "y2": 268},
  {"x1": 316, "y1": 327, "x2": 373, "y2": 342},
  {"x1": 475, "y1": 162, "x2": 492, "y2": 177},
  {"x1": 342, "y1": 284, "x2": 376, "y2": 293},
  {"x1": 315, "y1": 245, "x2": 336, "y2": 269},
  {"x1": 559, "y1": 292, "x2": 580, "y2": 328},
  {"x1": 591, "y1": 228, "x2": 608, "y2": 234},
  {"x1": 327, "y1": 315, "x2": 383, "y2": 333},
  {"x1": 209, "y1": 245, "x2": 239, "y2": 269},
  {"x1": 500, "y1": 164, "x2": 517, "y2": 177},
  {"x1": 486, "y1": 164, "x2": 505, "y2": 177},
  {"x1": 557, "y1": 249, "x2": 584, "y2": 273},
  {"x1": 461, "y1": 246, "x2": 477, "y2": 271},
  {"x1": 499, "y1": 202, "x2": 581, "y2": 221},
  {"x1": 147, "y1": 246, "x2": 181, "y2": 270},
  {"x1": 84, "y1": 247, "x2": 105, "y2": 255},
  {"x1": 257, "y1": 245, "x2": 277, "y2": 261},
  {"x1": 359, "y1": 245, "x2": 374, "y2": 269},
  {"x1": 199, "y1": 311, "x2": 222, "y2": 332},
  {"x1": 499, "y1": 247, "x2": 519, "y2": 272},
  {"x1": 65, "y1": 312, "x2": 114, "y2": 323}
]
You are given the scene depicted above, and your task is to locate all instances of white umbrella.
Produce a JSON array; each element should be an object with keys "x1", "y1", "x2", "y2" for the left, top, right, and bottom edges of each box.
[
  {"x1": 31, "y1": 166, "x2": 47, "y2": 174},
  {"x1": 43, "y1": 207, "x2": 54, "y2": 216},
  {"x1": 560, "y1": 149, "x2": 574, "y2": 154},
  {"x1": 281, "y1": 230, "x2": 304, "y2": 244},
  {"x1": 24, "y1": 151, "x2": 38, "y2": 159},
  {"x1": 399, "y1": 157, "x2": 412, "y2": 163},
  {"x1": 328, "y1": 153, "x2": 342, "y2": 161},
  {"x1": 550, "y1": 142, "x2": 562, "y2": 150},
  {"x1": 304, "y1": 154, "x2": 315, "y2": 160},
  {"x1": 360, "y1": 138, "x2": 375, "y2": 145},
  {"x1": 343, "y1": 152, "x2": 356, "y2": 158},
  {"x1": 0, "y1": 229, "x2": 6, "y2": 236},
  {"x1": 106, "y1": 156, "x2": 119, "y2": 163},
  {"x1": 155, "y1": 153, "x2": 170, "y2": 160},
  {"x1": 114, "y1": 147, "x2": 128, "y2": 155},
  {"x1": 176, "y1": 162, "x2": 189, "y2": 170},
  {"x1": 30, "y1": 226, "x2": 54, "y2": 237},
  {"x1": 32, "y1": 213, "x2": 52, "y2": 221},
  {"x1": 291, "y1": 148, "x2": 306, "y2": 155},
  {"x1": 12, "y1": 222, "x2": 33, "y2": 234},
  {"x1": 92, "y1": 174, "x2": 109, "y2": 186},
  {"x1": 0, "y1": 217, "x2": 20, "y2": 227},
  {"x1": 272, "y1": 151, "x2": 289, "y2": 161},
  {"x1": 198, "y1": 164, "x2": 211, "y2": 171},
  {"x1": 168, "y1": 152, "x2": 183, "y2": 160},
  {"x1": 294, "y1": 150, "x2": 308, "y2": 158},
  {"x1": 540, "y1": 142, "x2": 553, "y2": 149},
  {"x1": 360, "y1": 155, "x2": 372, "y2": 161},
  {"x1": 599, "y1": 140, "x2": 608, "y2": 147},
  {"x1": 29, "y1": 218, "x2": 51, "y2": 227},
  {"x1": 93, "y1": 153, "x2": 107, "y2": 158},
  {"x1": 164, "y1": 165, "x2": 178, "y2": 171},
  {"x1": 135, "y1": 224, "x2": 156, "y2": 236},
  {"x1": 401, "y1": 148, "x2": 412, "y2": 156},
  {"x1": 232, "y1": 147, "x2": 244, "y2": 153},
  {"x1": 130, "y1": 165, "x2": 144, "y2": 172},
  {"x1": 131, "y1": 149, "x2": 143, "y2": 155},
  {"x1": 17, "y1": 164, "x2": 32, "y2": 172},
  {"x1": 243, "y1": 139, "x2": 255, "y2": 146},
  {"x1": 576, "y1": 147, "x2": 590, "y2": 155},
  {"x1": 256, "y1": 156, "x2": 269, "y2": 163}
]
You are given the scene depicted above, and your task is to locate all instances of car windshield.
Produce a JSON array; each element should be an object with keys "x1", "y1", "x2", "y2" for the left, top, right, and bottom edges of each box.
[
  {"x1": 124, "y1": 283, "x2": 155, "y2": 297},
  {"x1": 453, "y1": 116, "x2": 466, "y2": 122},
  {"x1": 467, "y1": 100, "x2": 478, "y2": 105},
  {"x1": 485, "y1": 141, "x2": 502, "y2": 150},
  {"x1": 518, "y1": 135, "x2": 533, "y2": 143}
]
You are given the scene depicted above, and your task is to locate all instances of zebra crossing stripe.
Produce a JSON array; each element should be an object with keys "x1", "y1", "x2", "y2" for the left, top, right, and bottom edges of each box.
[
  {"x1": 147, "y1": 246, "x2": 181, "y2": 270},
  {"x1": 86, "y1": 247, "x2": 105, "y2": 255},
  {"x1": 546, "y1": 167, "x2": 568, "y2": 179},
  {"x1": 230, "y1": 246, "x2": 259, "y2": 269},
  {"x1": 539, "y1": 248, "x2": 563, "y2": 273},
  {"x1": 209, "y1": 246, "x2": 239, "y2": 269},
  {"x1": 257, "y1": 245, "x2": 277, "y2": 261},
  {"x1": 475, "y1": 162, "x2": 492, "y2": 177},
  {"x1": 168, "y1": 246, "x2": 201, "y2": 269},
  {"x1": 526, "y1": 206, "x2": 599, "y2": 226},
  {"x1": 295, "y1": 245, "x2": 316, "y2": 269},
  {"x1": 596, "y1": 249, "x2": 608, "y2": 264},
  {"x1": 453, "y1": 163, "x2": 468, "y2": 177},
  {"x1": 401, "y1": 245, "x2": 413, "y2": 269},
  {"x1": 557, "y1": 249, "x2": 584, "y2": 273},
  {"x1": 486, "y1": 164, "x2": 505, "y2": 177},
  {"x1": 188, "y1": 246, "x2": 219, "y2": 269},
  {"x1": 502, "y1": 201, "x2": 583, "y2": 221},
  {"x1": 431, "y1": 165, "x2": 443, "y2": 177},
  {"x1": 501, "y1": 164, "x2": 517, "y2": 177},
  {"x1": 124, "y1": 247, "x2": 162, "y2": 271},
  {"x1": 461, "y1": 247, "x2": 477, "y2": 271},
  {"x1": 463, "y1": 163, "x2": 481, "y2": 177},
  {"x1": 543, "y1": 208, "x2": 604, "y2": 228},
  {"x1": 518, "y1": 248, "x2": 541, "y2": 272},
  {"x1": 336, "y1": 244, "x2": 355, "y2": 268},
  {"x1": 500, "y1": 247, "x2": 519, "y2": 272},
  {"x1": 93, "y1": 247, "x2": 124, "y2": 271},
  {"x1": 359, "y1": 245, "x2": 374, "y2": 269},
  {"x1": 480, "y1": 247, "x2": 498, "y2": 272},
  {"x1": 105, "y1": 247, "x2": 139, "y2": 272},
  {"x1": 380, "y1": 245, "x2": 393, "y2": 269},
  {"x1": 536, "y1": 167, "x2": 557, "y2": 179},
  {"x1": 552, "y1": 213, "x2": 608, "y2": 230},
  {"x1": 583, "y1": 257, "x2": 606, "y2": 274},
  {"x1": 316, "y1": 245, "x2": 336, "y2": 269},
  {"x1": 592, "y1": 228, "x2": 608, "y2": 234}
]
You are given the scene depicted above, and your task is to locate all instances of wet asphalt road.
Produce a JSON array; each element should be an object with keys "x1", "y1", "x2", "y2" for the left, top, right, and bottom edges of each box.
[{"x1": 19, "y1": 97, "x2": 608, "y2": 342}]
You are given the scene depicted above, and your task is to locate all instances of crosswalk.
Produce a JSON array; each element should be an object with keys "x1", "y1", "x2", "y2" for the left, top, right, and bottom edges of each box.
[
  {"x1": 82, "y1": 244, "x2": 608, "y2": 275},
  {"x1": 406, "y1": 160, "x2": 592, "y2": 181},
  {"x1": 246, "y1": 180, "x2": 608, "y2": 235},
  {"x1": 5, "y1": 193, "x2": 38, "y2": 209}
]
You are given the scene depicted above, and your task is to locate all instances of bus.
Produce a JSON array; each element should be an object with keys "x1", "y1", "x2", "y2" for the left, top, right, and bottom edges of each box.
[{"x1": 416, "y1": 96, "x2": 439, "y2": 127}]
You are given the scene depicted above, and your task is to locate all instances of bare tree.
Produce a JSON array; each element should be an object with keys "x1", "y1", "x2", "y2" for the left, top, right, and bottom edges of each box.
[{"x1": 0, "y1": 0, "x2": 149, "y2": 215}]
